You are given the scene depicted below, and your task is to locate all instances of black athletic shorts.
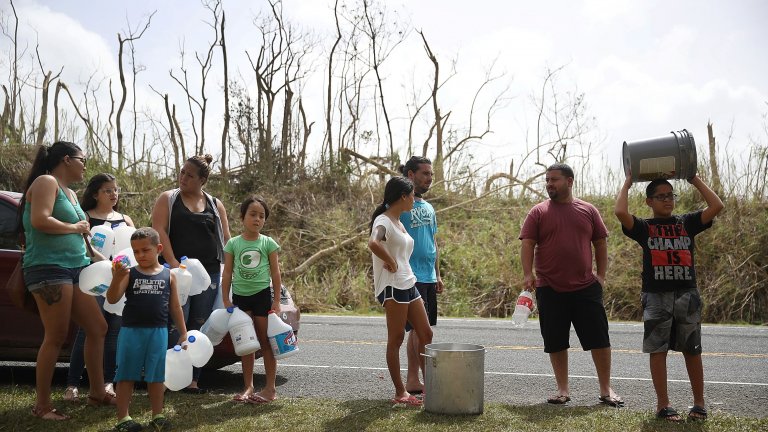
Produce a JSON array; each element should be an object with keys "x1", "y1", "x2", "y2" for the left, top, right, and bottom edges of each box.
[
  {"x1": 405, "y1": 282, "x2": 437, "y2": 332},
  {"x1": 536, "y1": 281, "x2": 610, "y2": 353},
  {"x1": 233, "y1": 288, "x2": 272, "y2": 317}
]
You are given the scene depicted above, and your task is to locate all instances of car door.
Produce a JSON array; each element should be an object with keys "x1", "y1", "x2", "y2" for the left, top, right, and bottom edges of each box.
[{"x1": 0, "y1": 192, "x2": 51, "y2": 360}]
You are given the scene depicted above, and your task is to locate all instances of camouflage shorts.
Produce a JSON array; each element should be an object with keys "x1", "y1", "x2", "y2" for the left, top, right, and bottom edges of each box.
[{"x1": 641, "y1": 289, "x2": 702, "y2": 354}]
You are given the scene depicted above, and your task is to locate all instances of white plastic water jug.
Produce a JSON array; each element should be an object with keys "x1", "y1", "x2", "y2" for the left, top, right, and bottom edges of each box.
[
  {"x1": 89, "y1": 222, "x2": 115, "y2": 258},
  {"x1": 184, "y1": 330, "x2": 214, "y2": 368},
  {"x1": 113, "y1": 223, "x2": 136, "y2": 255},
  {"x1": 267, "y1": 310, "x2": 298, "y2": 359},
  {"x1": 79, "y1": 260, "x2": 113, "y2": 296},
  {"x1": 164, "y1": 345, "x2": 193, "y2": 391},
  {"x1": 103, "y1": 294, "x2": 126, "y2": 316},
  {"x1": 113, "y1": 248, "x2": 138, "y2": 268},
  {"x1": 200, "y1": 306, "x2": 234, "y2": 346},
  {"x1": 511, "y1": 290, "x2": 534, "y2": 327},
  {"x1": 228, "y1": 307, "x2": 260, "y2": 356},
  {"x1": 180, "y1": 256, "x2": 212, "y2": 296},
  {"x1": 172, "y1": 264, "x2": 193, "y2": 306}
]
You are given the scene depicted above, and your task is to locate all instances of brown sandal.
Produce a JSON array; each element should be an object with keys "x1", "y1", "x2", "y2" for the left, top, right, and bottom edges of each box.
[
  {"x1": 87, "y1": 392, "x2": 117, "y2": 407},
  {"x1": 31, "y1": 406, "x2": 70, "y2": 421}
]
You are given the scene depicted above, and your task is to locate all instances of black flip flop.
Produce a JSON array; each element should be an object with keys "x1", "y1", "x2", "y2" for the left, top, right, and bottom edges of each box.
[
  {"x1": 656, "y1": 407, "x2": 683, "y2": 422},
  {"x1": 599, "y1": 395, "x2": 625, "y2": 407},
  {"x1": 688, "y1": 405, "x2": 708, "y2": 421}
]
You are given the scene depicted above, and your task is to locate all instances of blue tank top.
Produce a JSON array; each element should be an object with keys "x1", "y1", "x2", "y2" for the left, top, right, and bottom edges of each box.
[{"x1": 122, "y1": 267, "x2": 171, "y2": 328}]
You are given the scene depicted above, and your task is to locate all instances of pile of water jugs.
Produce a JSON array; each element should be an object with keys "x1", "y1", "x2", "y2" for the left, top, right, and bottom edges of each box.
[
  {"x1": 78, "y1": 220, "x2": 210, "y2": 315},
  {"x1": 164, "y1": 330, "x2": 214, "y2": 391},
  {"x1": 201, "y1": 307, "x2": 299, "y2": 359}
]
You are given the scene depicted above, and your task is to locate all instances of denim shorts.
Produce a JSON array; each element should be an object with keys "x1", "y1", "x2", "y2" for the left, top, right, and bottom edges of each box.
[
  {"x1": 23, "y1": 264, "x2": 84, "y2": 293},
  {"x1": 377, "y1": 285, "x2": 421, "y2": 306}
]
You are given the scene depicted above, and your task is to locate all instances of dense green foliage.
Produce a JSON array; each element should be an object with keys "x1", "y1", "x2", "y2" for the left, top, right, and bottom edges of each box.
[{"x1": 3, "y1": 148, "x2": 766, "y2": 324}]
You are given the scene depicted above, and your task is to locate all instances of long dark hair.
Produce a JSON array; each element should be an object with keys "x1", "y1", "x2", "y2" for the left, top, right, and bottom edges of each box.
[
  {"x1": 369, "y1": 177, "x2": 414, "y2": 232},
  {"x1": 17, "y1": 141, "x2": 83, "y2": 232},
  {"x1": 81, "y1": 173, "x2": 118, "y2": 212}
]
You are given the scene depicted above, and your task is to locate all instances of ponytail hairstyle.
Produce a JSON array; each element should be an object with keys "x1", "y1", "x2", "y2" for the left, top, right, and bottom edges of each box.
[
  {"x1": 368, "y1": 176, "x2": 414, "y2": 232},
  {"x1": 17, "y1": 141, "x2": 83, "y2": 232},
  {"x1": 81, "y1": 173, "x2": 118, "y2": 212},
  {"x1": 187, "y1": 154, "x2": 214, "y2": 184}
]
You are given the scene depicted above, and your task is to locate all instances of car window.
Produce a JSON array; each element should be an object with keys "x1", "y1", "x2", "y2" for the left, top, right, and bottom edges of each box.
[{"x1": 0, "y1": 200, "x2": 21, "y2": 250}]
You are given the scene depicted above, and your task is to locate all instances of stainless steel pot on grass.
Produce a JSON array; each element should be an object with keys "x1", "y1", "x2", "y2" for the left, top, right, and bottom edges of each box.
[{"x1": 423, "y1": 343, "x2": 485, "y2": 415}]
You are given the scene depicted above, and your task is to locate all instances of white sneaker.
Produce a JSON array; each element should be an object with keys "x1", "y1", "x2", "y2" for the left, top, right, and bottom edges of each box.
[
  {"x1": 64, "y1": 386, "x2": 79, "y2": 402},
  {"x1": 104, "y1": 382, "x2": 115, "y2": 397}
]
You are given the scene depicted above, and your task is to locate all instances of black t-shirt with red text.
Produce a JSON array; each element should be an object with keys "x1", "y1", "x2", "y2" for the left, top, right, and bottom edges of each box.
[{"x1": 621, "y1": 210, "x2": 712, "y2": 293}]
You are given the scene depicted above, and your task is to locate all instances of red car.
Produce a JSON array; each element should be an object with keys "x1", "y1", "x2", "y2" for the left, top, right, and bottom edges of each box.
[{"x1": 0, "y1": 190, "x2": 300, "y2": 369}]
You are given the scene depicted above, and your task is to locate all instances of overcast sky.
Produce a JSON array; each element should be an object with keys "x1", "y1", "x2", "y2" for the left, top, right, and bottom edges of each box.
[{"x1": 2, "y1": 0, "x2": 766, "y2": 187}]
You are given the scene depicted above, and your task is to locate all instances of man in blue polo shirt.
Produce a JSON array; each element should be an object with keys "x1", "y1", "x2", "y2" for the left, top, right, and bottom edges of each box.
[{"x1": 400, "y1": 156, "x2": 444, "y2": 394}]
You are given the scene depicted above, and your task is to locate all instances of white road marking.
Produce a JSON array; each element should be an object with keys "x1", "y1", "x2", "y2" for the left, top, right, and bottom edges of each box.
[{"x1": 277, "y1": 363, "x2": 768, "y2": 387}]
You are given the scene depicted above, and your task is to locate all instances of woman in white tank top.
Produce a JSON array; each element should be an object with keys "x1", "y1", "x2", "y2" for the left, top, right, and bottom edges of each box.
[{"x1": 368, "y1": 177, "x2": 433, "y2": 406}]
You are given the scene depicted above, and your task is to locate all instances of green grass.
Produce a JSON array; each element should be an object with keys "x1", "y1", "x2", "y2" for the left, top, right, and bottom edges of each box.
[{"x1": 2, "y1": 385, "x2": 765, "y2": 431}]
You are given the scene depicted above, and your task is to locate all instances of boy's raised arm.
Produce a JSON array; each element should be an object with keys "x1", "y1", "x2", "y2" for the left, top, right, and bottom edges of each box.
[
  {"x1": 106, "y1": 262, "x2": 130, "y2": 304},
  {"x1": 688, "y1": 175, "x2": 724, "y2": 224},
  {"x1": 614, "y1": 173, "x2": 635, "y2": 230}
]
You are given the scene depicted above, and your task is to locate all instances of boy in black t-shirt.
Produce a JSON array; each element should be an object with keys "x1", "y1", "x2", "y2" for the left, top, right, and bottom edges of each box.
[
  {"x1": 615, "y1": 174, "x2": 723, "y2": 422},
  {"x1": 107, "y1": 227, "x2": 187, "y2": 432}
]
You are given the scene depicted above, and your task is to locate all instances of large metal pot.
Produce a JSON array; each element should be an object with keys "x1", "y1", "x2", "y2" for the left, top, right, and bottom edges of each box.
[{"x1": 423, "y1": 343, "x2": 485, "y2": 415}]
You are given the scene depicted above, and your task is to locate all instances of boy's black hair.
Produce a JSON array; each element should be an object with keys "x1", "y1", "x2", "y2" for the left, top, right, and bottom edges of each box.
[
  {"x1": 646, "y1": 179, "x2": 673, "y2": 198},
  {"x1": 131, "y1": 227, "x2": 161, "y2": 245}
]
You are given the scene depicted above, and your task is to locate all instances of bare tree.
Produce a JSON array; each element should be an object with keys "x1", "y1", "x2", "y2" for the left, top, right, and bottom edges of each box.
[
  {"x1": 358, "y1": 0, "x2": 408, "y2": 163},
  {"x1": 220, "y1": 8, "x2": 230, "y2": 175},
  {"x1": 116, "y1": 12, "x2": 154, "y2": 171}
]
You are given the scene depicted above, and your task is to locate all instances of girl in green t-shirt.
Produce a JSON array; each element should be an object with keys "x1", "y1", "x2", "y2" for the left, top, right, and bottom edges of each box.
[{"x1": 221, "y1": 195, "x2": 282, "y2": 404}]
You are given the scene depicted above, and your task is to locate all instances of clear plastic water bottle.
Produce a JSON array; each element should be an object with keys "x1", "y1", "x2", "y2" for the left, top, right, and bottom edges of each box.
[{"x1": 511, "y1": 290, "x2": 534, "y2": 327}]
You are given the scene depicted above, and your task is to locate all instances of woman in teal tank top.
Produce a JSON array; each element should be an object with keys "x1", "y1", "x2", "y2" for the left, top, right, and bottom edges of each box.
[{"x1": 19, "y1": 142, "x2": 115, "y2": 421}]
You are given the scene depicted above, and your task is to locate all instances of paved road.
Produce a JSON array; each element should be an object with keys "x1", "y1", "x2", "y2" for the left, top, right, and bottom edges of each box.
[{"x1": 2, "y1": 315, "x2": 767, "y2": 418}]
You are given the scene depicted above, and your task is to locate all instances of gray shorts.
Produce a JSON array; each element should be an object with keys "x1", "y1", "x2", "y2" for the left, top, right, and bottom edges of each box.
[
  {"x1": 23, "y1": 264, "x2": 84, "y2": 292},
  {"x1": 641, "y1": 289, "x2": 702, "y2": 354}
]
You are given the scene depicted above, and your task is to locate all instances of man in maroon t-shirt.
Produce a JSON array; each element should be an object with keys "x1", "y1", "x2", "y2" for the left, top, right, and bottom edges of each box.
[{"x1": 519, "y1": 163, "x2": 623, "y2": 407}]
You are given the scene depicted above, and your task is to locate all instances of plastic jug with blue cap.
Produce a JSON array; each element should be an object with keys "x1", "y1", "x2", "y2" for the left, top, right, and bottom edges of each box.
[
  {"x1": 200, "y1": 306, "x2": 234, "y2": 345},
  {"x1": 184, "y1": 330, "x2": 214, "y2": 367},
  {"x1": 164, "y1": 345, "x2": 193, "y2": 391}
]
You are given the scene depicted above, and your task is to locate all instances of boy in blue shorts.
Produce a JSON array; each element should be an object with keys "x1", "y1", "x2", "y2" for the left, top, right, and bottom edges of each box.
[
  {"x1": 107, "y1": 227, "x2": 187, "y2": 432},
  {"x1": 615, "y1": 174, "x2": 723, "y2": 422}
]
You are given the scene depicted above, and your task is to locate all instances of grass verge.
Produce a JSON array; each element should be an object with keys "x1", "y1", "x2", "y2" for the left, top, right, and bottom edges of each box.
[{"x1": 2, "y1": 384, "x2": 765, "y2": 431}]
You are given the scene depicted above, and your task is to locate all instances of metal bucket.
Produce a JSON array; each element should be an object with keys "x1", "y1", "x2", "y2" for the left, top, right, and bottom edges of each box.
[
  {"x1": 423, "y1": 343, "x2": 485, "y2": 415},
  {"x1": 622, "y1": 129, "x2": 697, "y2": 182}
]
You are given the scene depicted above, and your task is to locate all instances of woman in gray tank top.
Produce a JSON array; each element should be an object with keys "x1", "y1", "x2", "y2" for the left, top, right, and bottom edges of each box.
[{"x1": 150, "y1": 154, "x2": 230, "y2": 393}]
